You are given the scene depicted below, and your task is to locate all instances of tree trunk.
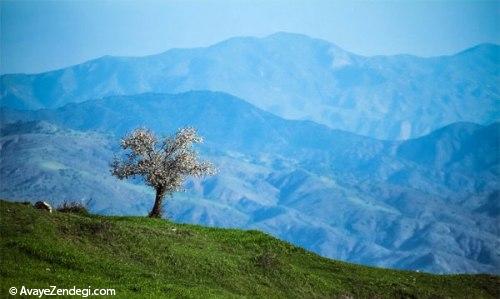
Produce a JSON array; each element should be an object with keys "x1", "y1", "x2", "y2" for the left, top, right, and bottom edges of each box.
[{"x1": 148, "y1": 189, "x2": 165, "y2": 218}]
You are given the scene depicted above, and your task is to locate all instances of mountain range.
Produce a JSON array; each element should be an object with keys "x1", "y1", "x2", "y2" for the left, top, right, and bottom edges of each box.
[
  {"x1": 1, "y1": 91, "x2": 498, "y2": 274},
  {"x1": 1, "y1": 32, "x2": 498, "y2": 274},
  {"x1": 1, "y1": 32, "x2": 499, "y2": 139}
]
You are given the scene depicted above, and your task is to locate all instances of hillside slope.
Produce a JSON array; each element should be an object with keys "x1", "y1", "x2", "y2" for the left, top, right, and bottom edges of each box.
[{"x1": 0, "y1": 200, "x2": 498, "y2": 298}]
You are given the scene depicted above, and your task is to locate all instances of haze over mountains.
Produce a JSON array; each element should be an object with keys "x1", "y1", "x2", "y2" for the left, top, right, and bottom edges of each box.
[
  {"x1": 1, "y1": 91, "x2": 499, "y2": 274},
  {"x1": 1, "y1": 32, "x2": 499, "y2": 139},
  {"x1": 0, "y1": 33, "x2": 499, "y2": 274}
]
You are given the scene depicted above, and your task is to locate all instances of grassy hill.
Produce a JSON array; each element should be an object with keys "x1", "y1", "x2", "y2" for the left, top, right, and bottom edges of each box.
[{"x1": 0, "y1": 200, "x2": 498, "y2": 298}]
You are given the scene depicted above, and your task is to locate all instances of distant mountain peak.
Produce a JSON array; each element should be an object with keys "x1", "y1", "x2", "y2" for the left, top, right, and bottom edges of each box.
[
  {"x1": 1, "y1": 33, "x2": 498, "y2": 140},
  {"x1": 455, "y1": 43, "x2": 500, "y2": 57},
  {"x1": 264, "y1": 31, "x2": 341, "y2": 49},
  {"x1": 266, "y1": 31, "x2": 323, "y2": 41}
]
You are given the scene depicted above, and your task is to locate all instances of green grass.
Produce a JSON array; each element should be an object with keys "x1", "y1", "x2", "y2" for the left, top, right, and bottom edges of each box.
[{"x1": 0, "y1": 200, "x2": 498, "y2": 298}]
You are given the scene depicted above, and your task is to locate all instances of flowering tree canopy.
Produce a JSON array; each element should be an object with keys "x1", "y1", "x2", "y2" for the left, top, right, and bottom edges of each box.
[{"x1": 110, "y1": 127, "x2": 216, "y2": 218}]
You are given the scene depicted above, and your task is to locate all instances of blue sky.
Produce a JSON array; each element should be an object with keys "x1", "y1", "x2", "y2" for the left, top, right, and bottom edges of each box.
[{"x1": 1, "y1": 0, "x2": 499, "y2": 74}]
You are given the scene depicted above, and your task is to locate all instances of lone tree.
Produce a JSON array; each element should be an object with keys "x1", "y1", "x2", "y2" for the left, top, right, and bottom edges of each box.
[{"x1": 111, "y1": 127, "x2": 216, "y2": 218}]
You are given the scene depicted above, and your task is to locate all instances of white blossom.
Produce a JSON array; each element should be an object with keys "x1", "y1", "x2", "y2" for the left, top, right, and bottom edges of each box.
[{"x1": 110, "y1": 127, "x2": 216, "y2": 217}]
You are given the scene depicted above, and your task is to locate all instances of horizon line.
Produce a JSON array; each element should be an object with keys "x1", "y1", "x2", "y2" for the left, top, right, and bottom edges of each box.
[{"x1": 2, "y1": 31, "x2": 498, "y2": 76}]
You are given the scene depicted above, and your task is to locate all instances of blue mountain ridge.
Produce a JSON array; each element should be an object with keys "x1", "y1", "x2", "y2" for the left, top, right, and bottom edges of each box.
[
  {"x1": 1, "y1": 32, "x2": 499, "y2": 139},
  {"x1": 1, "y1": 91, "x2": 498, "y2": 274}
]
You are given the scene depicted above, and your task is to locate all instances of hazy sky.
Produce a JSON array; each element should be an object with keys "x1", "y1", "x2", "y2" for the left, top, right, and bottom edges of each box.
[{"x1": 1, "y1": 0, "x2": 499, "y2": 74}]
